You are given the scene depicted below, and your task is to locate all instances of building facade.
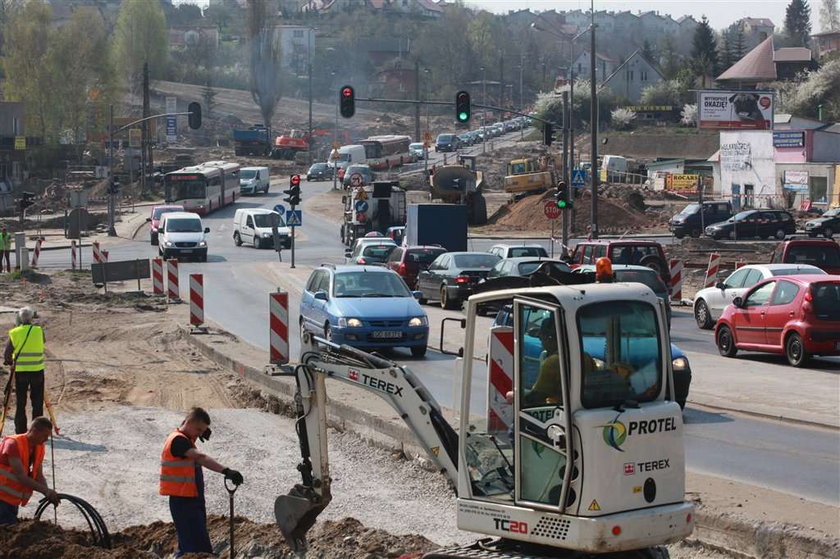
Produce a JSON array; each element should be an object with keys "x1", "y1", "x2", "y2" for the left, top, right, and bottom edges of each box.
[{"x1": 601, "y1": 50, "x2": 663, "y2": 103}]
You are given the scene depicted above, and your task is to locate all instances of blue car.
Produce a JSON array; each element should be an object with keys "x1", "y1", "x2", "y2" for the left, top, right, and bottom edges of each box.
[{"x1": 300, "y1": 265, "x2": 430, "y2": 357}]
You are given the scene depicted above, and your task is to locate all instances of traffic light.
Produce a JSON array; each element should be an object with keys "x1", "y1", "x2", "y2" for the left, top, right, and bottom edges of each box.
[
  {"x1": 340, "y1": 85, "x2": 355, "y2": 118},
  {"x1": 18, "y1": 192, "x2": 35, "y2": 211},
  {"x1": 543, "y1": 122, "x2": 554, "y2": 146},
  {"x1": 555, "y1": 181, "x2": 572, "y2": 209},
  {"x1": 188, "y1": 102, "x2": 202, "y2": 129},
  {"x1": 455, "y1": 91, "x2": 471, "y2": 123},
  {"x1": 108, "y1": 176, "x2": 120, "y2": 195},
  {"x1": 284, "y1": 174, "x2": 301, "y2": 206}
]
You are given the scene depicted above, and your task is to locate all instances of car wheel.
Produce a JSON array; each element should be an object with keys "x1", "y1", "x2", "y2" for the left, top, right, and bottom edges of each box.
[
  {"x1": 775, "y1": 228, "x2": 786, "y2": 240},
  {"x1": 690, "y1": 228, "x2": 701, "y2": 239},
  {"x1": 410, "y1": 345, "x2": 427, "y2": 358},
  {"x1": 716, "y1": 325, "x2": 738, "y2": 358},
  {"x1": 673, "y1": 232, "x2": 684, "y2": 239},
  {"x1": 824, "y1": 227, "x2": 834, "y2": 239},
  {"x1": 440, "y1": 285, "x2": 459, "y2": 310},
  {"x1": 694, "y1": 299, "x2": 713, "y2": 329},
  {"x1": 639, "y1": 254, "x2": 666, "y2": 277},
  {"x1": 234, "y1": 232, "x2": 242, "y2": 246},
  {"x1": 785, "y1": 332, "x2": 809, "y2": 367},
  {"x1": 253, "y1": 236, "x2": 260, "y2": 249}
]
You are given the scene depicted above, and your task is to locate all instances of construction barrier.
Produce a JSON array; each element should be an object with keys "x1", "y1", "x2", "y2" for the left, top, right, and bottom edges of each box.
[
  {"x1": 269, "y1": 291, "x2": 289, "y2": 365},
  {"x1": 166, "y1": 259, "x2": 180, "y2": 301},
  {"x1": 189, "y1": 274, "x2": 204, "y2": 327},
  {"x1": 92, "y1": 241, "x2": 106, "y2": 263},
  {"x1": 487, "y1": 327, "x2": 514, "y2": 435},
  {"x1": 71, "y1": 241, "x2": 77, "y2": 270},
  {"x1": 669, "y1": 259, "x2": 683, "y2": 301},
  {"x1": 735, "y1": 259, "x2": 747, "y2": 269},
  {"x1": 151, "y1": 258, "x2": 164, "y2": 295},
  {"x1": 30, "y1": 238, "x2": 44, "y2": 268},
  {"x1": 703, "y1": 253, "x2": 721, "y2": 288}
]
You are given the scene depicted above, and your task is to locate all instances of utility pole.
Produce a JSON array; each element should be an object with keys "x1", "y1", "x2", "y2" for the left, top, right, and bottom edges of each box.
[
  {"x1": 481, "y1": 66, "x2": 487, "y2": 154},
  {"x1": 589, "y1": 2, "x2": 599, "y2": 238},
  {"x1": 108, "y1": 105, "x2": 116, "y2": 236},
  {"x1": 414, "y1": 60, "x2": 421, "y2": 142},
  {"x1": 307, "y1": 30, "x2": 313, "y2": 166},
  {"x1": 141, "y1": 63, "x2": 150, "y2": 196},
  {"x1": 499, "y1": 52, "x2": 505, "y2": 116},
  {"x1": 562, "y1": 91, "x2": 570, "y2": 249}
]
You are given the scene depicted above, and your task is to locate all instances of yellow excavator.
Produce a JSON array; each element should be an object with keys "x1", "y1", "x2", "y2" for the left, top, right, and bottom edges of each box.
[
  {"x1": 275, "y1": 283, "x2": 694, "y2": 558},
  {"x1": 504, "y1": 156, "x2": 558, "y2": 195}
]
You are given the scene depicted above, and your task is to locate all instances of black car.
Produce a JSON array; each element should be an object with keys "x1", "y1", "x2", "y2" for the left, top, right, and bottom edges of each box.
[
  {"x1": 416, "y1": 252, "x2": 500, "y2": 309},
  {"x1": 306, "y1": 162, "x2": 334, "y2": 182},
  {"x1": 669, "y1": 201, "x2": 733, "y2": 239},
  {"x1": 704, "y1": 209, "x2": 796, "y2": 240},
  {"x1": 435, "y1": 134, "x2": 459, "y2": 153},
  {"x1": 805, "y1": 208, "x2": 840, "y2": 239},
  {"x1": 486, "y1": 257, "x2": 571, "y2": 279}
]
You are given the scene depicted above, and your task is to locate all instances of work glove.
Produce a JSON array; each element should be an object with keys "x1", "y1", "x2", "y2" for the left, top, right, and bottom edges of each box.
[
  {"x1": 198, "y1": 427, "x2": 212, "y2": 442},
  {"x1": 223, "y1": 468, "x2": 244, "y2": 486}
]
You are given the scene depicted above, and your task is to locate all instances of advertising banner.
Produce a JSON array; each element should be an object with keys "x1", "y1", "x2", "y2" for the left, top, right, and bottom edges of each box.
[
  {"x1": 165, "y1": 96, "x2": 177, "y2": 143},
  {"x1": 666, "y1": 174, "x2": 700, "y2": 191},
  {"x1": 773, "y1": 131, "x2": 805, "y2": 148},
  {"x1": 698, "y1": 91, "x2": 773, "y2": 130},
  {"x1": 783, "y1": 170, "x2": 809, "y2": 191}
]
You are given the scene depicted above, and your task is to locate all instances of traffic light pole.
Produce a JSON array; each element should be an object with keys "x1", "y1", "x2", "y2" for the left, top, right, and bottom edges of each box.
[{"x1": 561, "y1": 91, "x2": 570, "y2": 251}]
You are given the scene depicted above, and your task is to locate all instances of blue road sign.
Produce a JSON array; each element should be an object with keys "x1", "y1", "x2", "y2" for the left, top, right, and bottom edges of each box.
[
  {"x1": 273, "y1": 204, "x2": 286, "y2": 215},
  {"x1": 286, "y1": 209, "x2": 302, "y2": 227},
  {"x1": 572, "y1": 169, "x2": 587, "y2": 187},
  {"x1": 354, "y1": 200, "x2": 369, "y2": 213}
]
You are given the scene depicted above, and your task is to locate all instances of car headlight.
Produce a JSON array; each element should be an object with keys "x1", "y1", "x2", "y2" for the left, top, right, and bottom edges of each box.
[
  {"x1": 408, "y1": 316, "x2": 428, "y2": 327},
  {"x1": 164, "y1": 241, "x2": 173, "y2": 247},
  {"x1": 672, "y1": 357, "x2": 689, "y2": 371},
  {"x1": 263, "y1": 232, "x2": 272, "y2": 238},
  {"x1": 198, "y1": 241, "x2": 207, "y2": 247},
  {"x1": 338, "y1": 317, "x2": 363, "y2": 328}
]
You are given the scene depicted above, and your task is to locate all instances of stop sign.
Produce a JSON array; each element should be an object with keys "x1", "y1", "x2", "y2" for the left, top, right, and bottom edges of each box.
[{"x1": 544, "y1": 200, "x2": 561, "y2": 220}]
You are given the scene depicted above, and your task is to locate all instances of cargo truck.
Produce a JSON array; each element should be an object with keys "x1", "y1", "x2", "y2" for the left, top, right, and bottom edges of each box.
[
  {"x1": 233, "y1": 126, "x2": 271, "y2": 157},
  {"x1": 340, "y1": 181, "x2": 406, "y2": 246}
]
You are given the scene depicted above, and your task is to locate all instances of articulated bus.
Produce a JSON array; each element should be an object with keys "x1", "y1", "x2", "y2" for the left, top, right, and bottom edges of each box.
[
  {"x1": 165, "y1": 161, "x2": 240, "y2": 215},
  {"x1": 360, "y1": 135, "x2": 413, "y2": 170}
]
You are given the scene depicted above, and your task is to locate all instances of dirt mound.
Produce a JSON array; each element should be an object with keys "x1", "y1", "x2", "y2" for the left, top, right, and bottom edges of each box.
[{"x1": 1, "y1": 517, "x2": 437, "y2": 559}]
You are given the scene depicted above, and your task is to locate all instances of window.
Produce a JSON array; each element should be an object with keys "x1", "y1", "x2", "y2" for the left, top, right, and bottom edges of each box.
[
  {"x1": 744, "y1": 282, "x2": 775, "y2": 306},
  {"x1": 386, "y1": 247, "x2": 403, "y2": 263},
  {"x1": 811, "y1": 282, "x2": 840, "y2": 320},
  {"x1": 742, "y1": 269, "x2": 765, "y2": 287},
  {"x1": 770, "y1": 280, "x2": 800, "y2": 305},
  {"x1": 640, "y1": 70, "x2": 648, "y2": 81},
  {"x1": 333, "y1": 272, "x2": 410, "y2": 297},
  {"x1": 293, "y1": 30, "x2": 304, "y2": 38},
  {"x1": 627, "y1": 70, "x2": 634, "y2": 81},
  {"x1": 246, "y1": 216, "x2": 254, "y2": 228},
  {"x1": 722, "y1": 268, "x2": 750, "y2": 289},
  {"x1": 306, "y1": 270, "x2": 325, "y2": 292}
]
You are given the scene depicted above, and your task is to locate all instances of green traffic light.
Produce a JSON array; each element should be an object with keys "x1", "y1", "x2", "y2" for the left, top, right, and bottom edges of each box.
[
  {"x1": 458, "y1": 112, "x2": 468, "y2": 122},
  {"x1": 556, "y1": 200, "x2": 568, "y2": 209}
]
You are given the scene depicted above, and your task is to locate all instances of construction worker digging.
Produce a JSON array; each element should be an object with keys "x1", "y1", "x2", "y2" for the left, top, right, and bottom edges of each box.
[
  {"x1": 160, "y1": 407, "x2": 243, "y2": 556},
  {"x1": 4, "y1": 307, "x2": 46, "y2": 435},
  {"x1": 0, "y1": 416, "x2": 59, "y2": 525}
]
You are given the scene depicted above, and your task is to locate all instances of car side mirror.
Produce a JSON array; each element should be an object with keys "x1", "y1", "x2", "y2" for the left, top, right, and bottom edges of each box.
[
  {"x1": 344, "y1": 249, "x2": 352, "y2": 257},
  {"x1": 715, "y1": 281, "x2": 726, "y2": 290},
  {"x1": 732, "y1": 296, "x2": 743, "y2": 308},
  {"x1": 146, "y1": 217, "x2": 151, "y2": 222},
  {"x1": 342, "y1": 196, "x2": 347, "y2": 204},
  {"x1": 412, "y1": 291, "x2": 422, "y2": 300},
  {"x1": 204, "y1": 227, "x2": 210, "y2": 233},
  {"x1": 314, "y1": 291, "x2": 328, "y2": 301}
]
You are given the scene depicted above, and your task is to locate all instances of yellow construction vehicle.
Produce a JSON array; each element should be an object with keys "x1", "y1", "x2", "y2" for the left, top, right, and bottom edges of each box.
[{"x1": 503, "y1": 156, "x2": 557, "y2": 195}]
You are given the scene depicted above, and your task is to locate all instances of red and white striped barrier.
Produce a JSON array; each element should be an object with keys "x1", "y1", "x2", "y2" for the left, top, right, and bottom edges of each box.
[
  {"x1": 735, "y1": 259, "x2": 747, "y2": 269},
  {"x1": 487, "y1": 327, "x2": 514, "y2": 435},
  {"x1": 166, "y1": 259, "x2": 180, "y2": 301},
  {"x1": 669, "y1": 259, "x2": 683, "y2": 301},
  {"x1": 703, "y1": 253, "x2": 721, "y2": 288},
  {"x1": 71, "y1": 240, "x2": 77, "y2": 270},
  {"x1": 92, "y1": 241, "x2": 107, "y2": 263},
  {"x1": 189, "y1": 274, "x2": 204, "y2": 327},
  {"x1": 151, "y1": 258, "x2": 164, "y2": 295},
  {"x1": 269, "y1": 291, "x2": 289, "y2": 365},
  {"x1": 30, "y1": 237, "x2": 44, "y2": 268}
]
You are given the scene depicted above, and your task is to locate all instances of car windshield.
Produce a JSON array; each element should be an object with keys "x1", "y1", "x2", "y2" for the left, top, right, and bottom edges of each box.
[
  {"x1": 508, "y1": 247, "x2": 547, "y2": 257},
  {"x1": 153, "y1": 208, "x2": 179, "y2": 219},
  {"x1": 615, "y1": 270, "x2": 666, "y2": 294},
  {"x1": 410, "y1": 143, "x2": 423, "y2": 150},
  {"x1": 347, "y1": 166, "x2": 370, "y2": 175},
  {"x1": 407, "y1": 248, "x2": 445, "y2": 264},
  {"x1": 453, "y1": 254, "x2": 500, "y2": 268},
  {"x1": 821, "y1": 208, "x2": 839, "y2": 218},
  {"x1": 784, "y1": 245, "x2": 840, "y2": 267},
  {"x1": 240, "y1": 170, "x2": 257, "y2": 180},
  {"x1": 677, "y1": 203, "x2": 700, "y2": 216},
  {"x1": 518, "y1": 261, "x2": 571, "y2": 275},
  {"x1": 166, "y1": 218, "x2": 202, "y2": 233},
  {"x1": 253, "y1": 213, "x2": 282, "y2": 228},
  {"x1": 361, "y1": 245, "x2": 395, "y2": 261},
  {"x1": 309, "y1": 164, "x2": 326, "y2": 171},
  {"x1": 438, "y1": 134, "x2": 454, "y2": 141},
  {"x1": 811, "y1": 282, "x2": 840, "y2": 320},
  {"x1": 770, "y1": 267, "x2": 827, "y2": 276},
  {"x1": 333, "y1": 272, "x2": 411, "y2": 298},
  {"x1": 577, "y1": 301, "x2": 662, "y2": 409}
]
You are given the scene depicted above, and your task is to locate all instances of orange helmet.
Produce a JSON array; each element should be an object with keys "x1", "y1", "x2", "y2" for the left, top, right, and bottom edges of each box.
[{"x1": 595, "y1": 257, "x2": 613, "y2": 282}]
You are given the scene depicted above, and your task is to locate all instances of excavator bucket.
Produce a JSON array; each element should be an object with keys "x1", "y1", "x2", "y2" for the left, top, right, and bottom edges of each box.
[{"x1": 275, "y1": 484, "x2": 329, "y2": 551}]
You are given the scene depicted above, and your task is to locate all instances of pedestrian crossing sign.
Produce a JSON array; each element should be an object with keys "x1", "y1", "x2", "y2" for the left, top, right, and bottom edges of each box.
[{"x1": 286, "y1": 210, "x2": 302, "y2": 227}]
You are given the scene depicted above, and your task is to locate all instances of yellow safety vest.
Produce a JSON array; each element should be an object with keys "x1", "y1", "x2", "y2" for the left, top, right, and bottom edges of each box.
[
  {"x1": 0, "y1": 232, "x2": 11, "y2": 251},
  {"x1": 8, "y1": 325, "x2": 45, "y2": 372}
]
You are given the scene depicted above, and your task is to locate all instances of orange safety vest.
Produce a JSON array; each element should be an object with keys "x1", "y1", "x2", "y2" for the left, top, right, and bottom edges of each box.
[
  {"x1": 0, "y1": 434, "x2": 45, "y2": 507},
  {"x1": 159, "y1": 429, "x2": 199, "y2": 498}
]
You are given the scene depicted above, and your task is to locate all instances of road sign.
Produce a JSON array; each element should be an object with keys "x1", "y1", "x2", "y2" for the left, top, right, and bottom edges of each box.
[
  {"x1": 354, "y1": 200, "x2": 369, "y2": 213},
  {"x1": 273, "y1": 204, "x2": 286, "y2": 215},
  {"x1": 544, "y1": 200, "x2": 561, "y2": 220},
  {"x1": 349, "y1": 172, "x2": 363, "y2": 187},
  {"x1": 286, "y1": 209, "x2": 302, "y2": 227},
  {"x1": 572, "y1": 169, "x2": 587, "y2": 187},
  {"x1": 355, "y1": 188, "x2": 368, "y2": 201},
  {"x1": 330, "y1": 149, "x2": 341, "y2": 161},
  {"x1": 332, "y1": 141, "x2": 341, "y2": 149},
  {"x1": 165, "y1": 96, "x2": 177, "y2": 143}
]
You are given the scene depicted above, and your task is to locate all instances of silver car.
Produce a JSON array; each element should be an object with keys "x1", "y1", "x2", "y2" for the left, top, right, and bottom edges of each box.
[{"x1": 692, "y1": 263, "x2": 826, "y2": 329}]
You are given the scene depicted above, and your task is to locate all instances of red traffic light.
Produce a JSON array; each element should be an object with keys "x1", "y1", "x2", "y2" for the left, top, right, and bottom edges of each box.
[
  {"x1": 291, "y1": 174, "x2": 301, "y2": 185},
  {"x1": 342, "y1": 87, "x2": 353, "y2": 98}
]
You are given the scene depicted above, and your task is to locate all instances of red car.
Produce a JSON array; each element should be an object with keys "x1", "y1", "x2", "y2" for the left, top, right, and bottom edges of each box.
[
  {"x1": 147, "y1": 204, "x2": 184, "y2": 246},
  {"x1": 385, "y1": 245, "x2": 446, "y2": 289},
  {"x1": 715, "y1": 275, "x2": 840, "y2": 367}
]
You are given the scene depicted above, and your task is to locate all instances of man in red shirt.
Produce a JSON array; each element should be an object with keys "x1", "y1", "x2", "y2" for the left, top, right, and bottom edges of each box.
[{"x1": 0, "y1": 416, "x2": 59, "y2": 524}]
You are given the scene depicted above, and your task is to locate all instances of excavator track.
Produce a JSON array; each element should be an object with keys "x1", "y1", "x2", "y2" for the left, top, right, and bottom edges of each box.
[{"x1": 422, "y1": 538, "x2": 670, "y2": 559}]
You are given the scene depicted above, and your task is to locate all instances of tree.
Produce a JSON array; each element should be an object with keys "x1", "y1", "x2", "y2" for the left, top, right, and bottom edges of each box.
[
  {"x1": 785, "y1": 0, "x2": 812, "y2": 46},
  {"x1": 718, "y1": 33, "x2": 733, "y2": 70},
  {"x1": 659, "y1": 35, "x2": 682, "y2": 79},
  {"x1": 112, "y1": 0, "x2": 168, "y2": 92},
  {"x1": 691, "y1": 16, "x2": 719, "y2": 84},
  {"x1": 246, "y1": 0, "x2": 282, "y2": 129},
  {"x1": 732, "y1": 27, "x2": 747, "y2": 60},
  {"x1": 773, "y1": 58, "x2": 840, "y2": 120},
  {"x1": 641, "y1": 40, "x2": 657, "y2": 63},
  {"x1": 820, "y1": 0, "x2": 840, "y2": 30}
]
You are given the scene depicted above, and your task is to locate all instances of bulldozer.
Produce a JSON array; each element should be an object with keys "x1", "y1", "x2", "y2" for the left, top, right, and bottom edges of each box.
[
  {"x1": 429, "y1": 154, "x2": 487, "y2": 225},
  {"x1": 504, "y1": 155, "x2": 558, "y2": 196}
]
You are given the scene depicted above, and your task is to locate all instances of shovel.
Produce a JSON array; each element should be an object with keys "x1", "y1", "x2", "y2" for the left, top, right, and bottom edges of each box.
[{"x1": 226, "y1": 479, "x2": 238, "y2": 559}]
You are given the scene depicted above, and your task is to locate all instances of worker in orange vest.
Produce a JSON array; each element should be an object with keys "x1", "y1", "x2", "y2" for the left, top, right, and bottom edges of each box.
[
  {"x1": 160, "y1": 407, "x2": 243, "y2": 556},
  {"x1": 0, "y1": 416, "x2": 59, "y2": 525}
]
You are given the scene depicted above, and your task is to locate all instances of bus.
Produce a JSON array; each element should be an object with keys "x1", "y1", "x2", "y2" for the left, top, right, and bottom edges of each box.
[
  {"x1": 360, "y1": 135, "x2": 413, "y2": 170},
  {"x1": 165, "y1": 161, "x2": 240, "y2": 215}
]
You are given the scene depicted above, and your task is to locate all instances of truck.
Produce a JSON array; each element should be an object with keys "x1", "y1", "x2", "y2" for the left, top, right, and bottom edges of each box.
[
  {"x1": 405, "y1": 203, "x2": 468, "y2": 252},
  {"x1": 233, "y1": 126, "x2": 271, "y2": 157},
  {"x1": 340, "y1": 181, "x2": 406, "y2": 246},
  {"x1": 429, "y1": 155, "x2": 487, "y2": 225},
  {"x1": 276, "y1": 282, "x2": 695, "y2": 557}
]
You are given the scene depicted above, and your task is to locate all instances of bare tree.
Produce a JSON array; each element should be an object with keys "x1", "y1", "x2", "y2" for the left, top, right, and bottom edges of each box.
[{"x1": 246, "y1": 0, "x2": 282, "y2": 129}]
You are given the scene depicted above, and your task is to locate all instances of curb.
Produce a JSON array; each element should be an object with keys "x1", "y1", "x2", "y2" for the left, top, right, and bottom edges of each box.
[{"x1": 181, "y1": 324, "x2": 840, "y2": 559}]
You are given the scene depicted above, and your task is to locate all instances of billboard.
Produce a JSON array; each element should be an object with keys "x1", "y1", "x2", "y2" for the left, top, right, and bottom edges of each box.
[
  {"x1": 783, "y1": 170, "x2": 809, "y2": 191},
  {"x1": 773, "y1": 131, "x2": 805, "y2": 147},
  {"x1": 698, "y1": 91, "x2": 774, "y2": 130}
]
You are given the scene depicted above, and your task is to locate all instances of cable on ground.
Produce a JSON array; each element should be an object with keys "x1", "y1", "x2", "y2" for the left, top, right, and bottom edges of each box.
[{"x1": 34, "y1": 493, "x2": 111, "y2": 549}]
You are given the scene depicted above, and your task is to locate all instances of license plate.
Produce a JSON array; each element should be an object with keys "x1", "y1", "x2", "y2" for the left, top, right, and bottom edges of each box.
[
  {"x1": 180, "y1": 250, "x2": 192, "y2": 254},
  {"x1": 372, "y1": 330, "x2": 402, "y2": 339}
]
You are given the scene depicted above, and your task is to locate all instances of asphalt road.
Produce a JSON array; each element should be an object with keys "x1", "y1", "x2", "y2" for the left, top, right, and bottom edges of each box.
[{"x1": 32, "y1": 146, "x2": 840, "y2": 507}]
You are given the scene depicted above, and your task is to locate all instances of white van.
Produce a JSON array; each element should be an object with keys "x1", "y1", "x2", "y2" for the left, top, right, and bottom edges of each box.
[
  {"x1": 233, "y1": 208, "x2": 291, "y2": 249},
  {"x1": 239, "y1": 166, "x2": 270, "y2": 195},
  {"x1": 328, "y1": 145, "x2": 366, "y2": 168},
  {"x1": 158, "y1": 212, "x2": 209, "y2": 262}
]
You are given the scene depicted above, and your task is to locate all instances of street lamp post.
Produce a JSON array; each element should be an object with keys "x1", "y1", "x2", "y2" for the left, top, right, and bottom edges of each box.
[
  {"x1": 481, "y1": 66, "x2": 487, "y2": 154},
  {"x1": 331, "y1": 69, "x2": 338, "y2": 191},
  {"x1": 589, "y1": 0, "x2": 599, "y2": 238},
  {"x1": 307, "y1": 28, "x2": 314, "y2": 165}
]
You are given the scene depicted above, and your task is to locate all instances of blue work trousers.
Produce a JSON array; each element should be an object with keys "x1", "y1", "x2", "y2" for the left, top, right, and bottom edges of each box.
[
  {"x1": 0, "y1": 500, "x2": 18, "y2": 525},
  {"x1": 169, "y1": 496, "x2": 212, "y2": 556}
]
